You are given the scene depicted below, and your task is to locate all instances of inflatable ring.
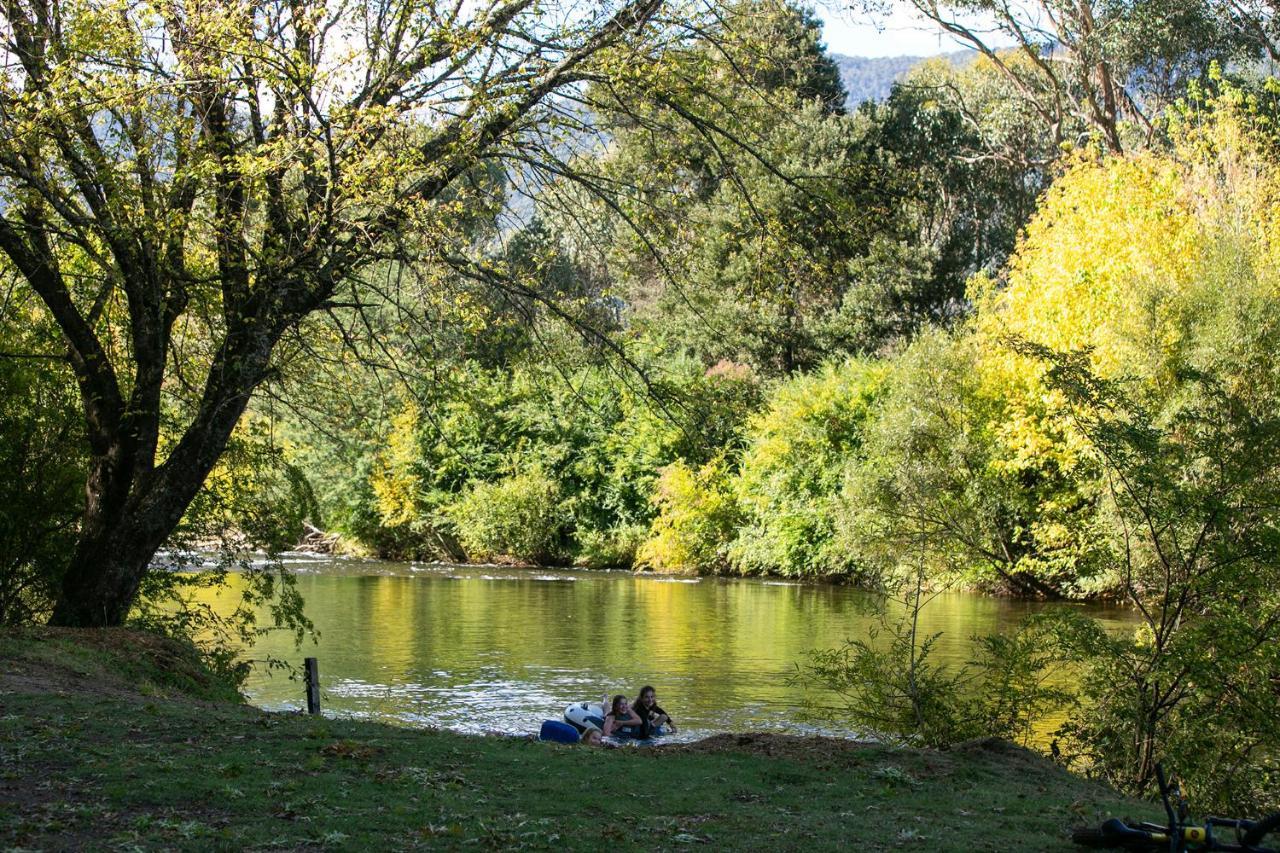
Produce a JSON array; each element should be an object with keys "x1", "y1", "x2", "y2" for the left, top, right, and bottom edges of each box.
[{"x1": 563, "y1": 701, "x2": 606, "y2": 733}]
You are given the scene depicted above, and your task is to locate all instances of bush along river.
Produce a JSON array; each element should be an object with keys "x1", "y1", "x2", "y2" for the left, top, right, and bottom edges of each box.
[{"x1": 197, "y1": 554, "x2": 1136, "y2": 741}]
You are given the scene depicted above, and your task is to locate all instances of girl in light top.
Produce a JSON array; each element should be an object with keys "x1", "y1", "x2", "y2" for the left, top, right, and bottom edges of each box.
[{"x1": 602, "y1": 694, "x2": 644, "y2": 738}]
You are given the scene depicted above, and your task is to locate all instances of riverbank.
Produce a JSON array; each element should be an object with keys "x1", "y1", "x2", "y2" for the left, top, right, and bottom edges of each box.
[
  {"x1": 272, "y1": 544, "x2": 1109, "y2": 600},
  {"x1": 0, "y1": 628, "x2": 1155, "y2": 851}
]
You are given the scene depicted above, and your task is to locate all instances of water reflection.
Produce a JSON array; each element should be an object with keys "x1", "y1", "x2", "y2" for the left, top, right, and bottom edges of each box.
[{"x1": 200, "y1": 556, "x2": 1135, "y2": 741}]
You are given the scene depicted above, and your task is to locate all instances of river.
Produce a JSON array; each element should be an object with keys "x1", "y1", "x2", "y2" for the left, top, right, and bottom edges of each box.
[{"x1": 202, "y1": 554, "x2": 1135, "y2": 742}]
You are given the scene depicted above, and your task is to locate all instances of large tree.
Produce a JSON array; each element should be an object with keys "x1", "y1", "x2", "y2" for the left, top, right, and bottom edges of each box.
[
  {"x1": 893, "y1": 0, "x2": 1264, "y2": 152},
  {"x1": 863, "y1": 53, "x2": 1056, "y2": 302},
  {"x1": 549, "y1": 1, "x2": 922, "y2": 374},
  {"x1": 0, "y1": 0, "x2": 681, "y2": 626}
]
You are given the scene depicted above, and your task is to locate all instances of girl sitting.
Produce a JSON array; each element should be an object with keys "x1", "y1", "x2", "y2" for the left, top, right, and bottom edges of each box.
[
  {"x1": 601, "y1": 694, "x2": 644, "y2": 738},
  {"x1": 633, "y1": 685, "x2": 676, "y2": 737}
]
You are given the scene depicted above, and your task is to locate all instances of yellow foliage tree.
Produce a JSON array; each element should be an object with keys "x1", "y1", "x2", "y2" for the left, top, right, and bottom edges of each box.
[
  {"x1": 636, "y1": 458, "x2": 740, "y2": 574},
  {"x1": 370, "y1": 404, "x2": 423, "y2": 531},
  {"x1": 973, "y1": 85, "x2": 1280, "y2": 478}
]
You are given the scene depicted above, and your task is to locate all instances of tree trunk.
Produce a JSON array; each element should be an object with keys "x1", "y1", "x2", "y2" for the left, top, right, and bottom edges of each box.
[
  {"x1": 47, "y1": 327, "x2": 277, "y2": 627},
  {"x1": 47, "y1": 446, "x2": 243, "y2": 628},
  {"x1": 48, "y1": 529, "x2": 165, "y2": 627}
]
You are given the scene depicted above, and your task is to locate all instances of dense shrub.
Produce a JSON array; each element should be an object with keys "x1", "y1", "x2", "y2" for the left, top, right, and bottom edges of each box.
[
  {"x1": 836, "y1": 330, "x2": 1101, "y2": 598},
  {"x1": 298, "y1": 344, "x2": 760, "y2": 567},
  {"x1": 1036, "y1": 341, "x2": 1280, "y2": 814},
  {"x1": 574, "y1": 523, "x2": 649, "y2": 569},
  {"x1": 446, "y1": 469, "x2": 568, "y2": 564},
  {"x1": 636, "y1": 458, "x2": 740, "y2": 574},
  {"x1": 729, "y1": 360, "x2": 884, "y2": 577}
]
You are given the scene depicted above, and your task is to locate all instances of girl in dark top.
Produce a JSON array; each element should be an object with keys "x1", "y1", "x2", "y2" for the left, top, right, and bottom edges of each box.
[
  {"x1": 633, "y1": 685, "x2": 676, "y2": 737},
  {"x1": 602, "y1": 694, "x2": 645, "y2": 738}
]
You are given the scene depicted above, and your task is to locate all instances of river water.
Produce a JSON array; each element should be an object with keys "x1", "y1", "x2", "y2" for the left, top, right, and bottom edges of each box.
[{"x1": 205, "y1": 554, "x2": 1135, "y2": 741}]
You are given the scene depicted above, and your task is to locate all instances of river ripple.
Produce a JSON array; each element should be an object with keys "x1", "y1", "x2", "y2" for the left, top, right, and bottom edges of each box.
[{"x1": 197, "y1": 554, "x2": 1135, "y2": 742}]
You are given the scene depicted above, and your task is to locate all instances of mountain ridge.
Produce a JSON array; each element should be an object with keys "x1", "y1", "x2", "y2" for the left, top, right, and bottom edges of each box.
[{"x1": 831, "y1": 51, "x2": 972, "y2": 106}]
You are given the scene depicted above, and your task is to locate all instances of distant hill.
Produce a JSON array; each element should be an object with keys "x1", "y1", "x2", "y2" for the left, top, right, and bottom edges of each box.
[{"x1": 831, "y1": 51, "x2": 972, "y2": 108}]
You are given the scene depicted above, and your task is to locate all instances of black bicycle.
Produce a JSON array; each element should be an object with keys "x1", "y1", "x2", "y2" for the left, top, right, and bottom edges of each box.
[{"x1": 1073, "y1": 765, "x2": 1280, "y2": 851}]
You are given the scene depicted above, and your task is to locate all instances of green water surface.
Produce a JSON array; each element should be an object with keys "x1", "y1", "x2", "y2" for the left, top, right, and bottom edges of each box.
[{"x1": 206, "y1": 555, "x2": 1134, "y2": 740}]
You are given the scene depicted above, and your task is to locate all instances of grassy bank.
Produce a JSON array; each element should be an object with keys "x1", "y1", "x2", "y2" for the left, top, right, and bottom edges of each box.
[{"x1": 0, "y1": 628, "x2": 1154, "y2": 851}]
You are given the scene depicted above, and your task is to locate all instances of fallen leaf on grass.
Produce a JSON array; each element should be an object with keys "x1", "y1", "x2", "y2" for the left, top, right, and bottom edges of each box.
[
  {"x1": 402, "y1": 766, "x2": 472, "y2": 789},
  {"x1": 320, "y1": 740, "x2": 382, "y2": 760},
  {"x1": 673, "y1": 832, "x2": 711, "y2": 844},
  {"x1": 417, "y1": 823, "x2": 466, "y2": 838}
]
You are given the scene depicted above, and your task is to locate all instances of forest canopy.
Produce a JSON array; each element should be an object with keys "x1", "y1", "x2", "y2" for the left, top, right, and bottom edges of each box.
[{"x1": 6, "y1": 0, "x2": 1280, "y2": 610}]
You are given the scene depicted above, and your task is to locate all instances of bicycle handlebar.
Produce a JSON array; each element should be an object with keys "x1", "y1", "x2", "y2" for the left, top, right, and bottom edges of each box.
[{"x1": 1156, "y1": 763, "x2": 1178, "y2": 831}]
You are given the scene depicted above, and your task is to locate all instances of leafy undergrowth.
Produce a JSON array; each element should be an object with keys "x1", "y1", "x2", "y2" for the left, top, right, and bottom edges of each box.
[{"x1": 0, "y1": 629, "x2": 1156, "y2": 851}]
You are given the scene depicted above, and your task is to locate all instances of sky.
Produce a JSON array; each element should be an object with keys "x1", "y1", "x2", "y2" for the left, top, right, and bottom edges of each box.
[{"x1": 814, "y1": 4, "x2": 1003, "y2": 58}]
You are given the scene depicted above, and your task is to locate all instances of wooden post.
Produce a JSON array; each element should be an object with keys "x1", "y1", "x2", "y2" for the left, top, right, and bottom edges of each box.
[{"x1": 304, "y1": 657, "x2": 320, "y2": 714}]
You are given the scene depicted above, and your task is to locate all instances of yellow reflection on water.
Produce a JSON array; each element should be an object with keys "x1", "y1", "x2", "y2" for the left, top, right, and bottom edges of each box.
[{"x1": 190, "y1": 561, "x2": 1134, "y2": 740}]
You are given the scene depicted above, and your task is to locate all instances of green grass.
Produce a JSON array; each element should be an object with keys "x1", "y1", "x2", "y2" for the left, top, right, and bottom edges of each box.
[{"x1": 0, "y1": 628, "x2": 1157, "y2": 851}]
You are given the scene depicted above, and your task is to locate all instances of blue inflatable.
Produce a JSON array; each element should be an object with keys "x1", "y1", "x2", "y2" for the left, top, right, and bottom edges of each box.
[{"x1": 539, "y1": 719, "x2": 580, "y2": 744}]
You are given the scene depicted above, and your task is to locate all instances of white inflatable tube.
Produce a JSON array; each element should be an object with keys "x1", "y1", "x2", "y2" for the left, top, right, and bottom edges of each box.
[{"x1": 563, "y1": 701, "x2": 606, "y2": 733}]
